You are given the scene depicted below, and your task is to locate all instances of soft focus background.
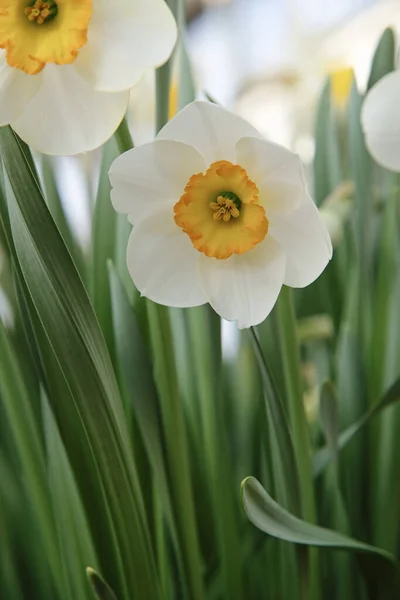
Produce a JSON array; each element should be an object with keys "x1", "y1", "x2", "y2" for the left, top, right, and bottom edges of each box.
[{"x1": 187, "y1": 0, "x2": 398, "y2": 146}]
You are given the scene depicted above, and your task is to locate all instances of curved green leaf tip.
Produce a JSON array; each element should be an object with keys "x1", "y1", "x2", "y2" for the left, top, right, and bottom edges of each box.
[
  {"x1": 241, "y1": 476, "x2": 397, "y2": 566},
  {"x1": 313, "y1": 376, "x2": 400, "y2": 477},
  {"x1": 367, "y1": 27, "x2": 396, "y2": 91},
  {"x1": 86, "y1": 567, "x2": 118, "y2": 600}
]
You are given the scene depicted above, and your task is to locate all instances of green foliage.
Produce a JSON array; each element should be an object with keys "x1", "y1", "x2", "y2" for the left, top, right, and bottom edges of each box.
[{"x1": 0, "y1": 23, "x2": 399, "y2": 600}]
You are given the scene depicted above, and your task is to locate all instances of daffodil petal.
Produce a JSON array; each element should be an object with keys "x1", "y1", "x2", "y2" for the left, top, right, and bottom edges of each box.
[
  {"x1": 235, "y1": 136, "x2": 307, "y2": 215},
  {"x1": 109, "y1": 140, "x2": 205, "y2": 224},
  {"x1": 127, "y1": 208, "x2": 207, "y2": 307},
  {"x1": 11, "y1": 64, "x2": 129, "y2": 155},
  {"x1": 75, "y1": 0, "x2": 177, "y2": 92},
  {"x1": 157, "y1": 101, "x2": 262, "y2": 165},
  {"x1": 0, "y1": 54, "x2": 40, "y2": 125},
  {"x1": 269, "y1": 196, "x2": 333, "y2": 288},
  {"x1": 198, "y1": 236, "x2": 286, "y2": 329},
  {"x1": 361, "y1": 70, "x2": 400, "y2": 172}
]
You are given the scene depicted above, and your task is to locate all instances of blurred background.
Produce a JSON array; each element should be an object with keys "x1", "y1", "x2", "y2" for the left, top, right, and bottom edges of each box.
[{"x1": 184, "y1": 0, "x2": 399, "y2": 149}]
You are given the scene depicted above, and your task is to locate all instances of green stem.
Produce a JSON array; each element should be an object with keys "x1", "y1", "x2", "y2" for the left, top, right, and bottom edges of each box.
[
  {"x1": 275, "y1": 286, "x2": 316, "y2": 521},
  {"x1": 155, "y1": 63, "x2": 172, "y2": 133},
  {"x1": 155, "y1": 0, "x2": 181, "y2": 133},
  {"x1": 249, "y1": 327, "x2": 281, "y2": 411},
  {"x1": 115, "y1": 118, "x2": 134, "y2": 154}
]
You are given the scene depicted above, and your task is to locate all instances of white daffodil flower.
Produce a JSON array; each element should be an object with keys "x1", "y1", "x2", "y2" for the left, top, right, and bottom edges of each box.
[
  {"x1": 0, "y1": 0, "x2": 177, "y2": 155},
  {"x1": 362, "y1": 70, "x2": 400, "y2": 172},
  {"x1": 109, "y1": 101, "x2": 332, "y2": 329}
]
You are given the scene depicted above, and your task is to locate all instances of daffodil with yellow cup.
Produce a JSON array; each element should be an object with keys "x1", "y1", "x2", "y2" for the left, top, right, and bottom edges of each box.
[
  {"x1": 0, "y1": 0, "x2": 177, "y2": 155},
  {"x1": 109, "y1": 101, "x2": 332, "y2": 328}
]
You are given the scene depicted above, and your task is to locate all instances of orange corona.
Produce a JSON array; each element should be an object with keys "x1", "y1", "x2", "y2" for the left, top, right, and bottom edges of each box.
[
  {"x1": 174, "y1": 160, "x2": 269, "y2": 260},
  {"x1": 0, "y1": 0, "x2": 92, "y2": 74}
]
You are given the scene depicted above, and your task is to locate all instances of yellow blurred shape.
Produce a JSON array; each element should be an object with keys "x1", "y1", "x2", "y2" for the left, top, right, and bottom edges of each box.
[
  {"x1": 169, "y1": 80, "x2": 178, "y2": 120},
  {"x1": 330, "y1": 67, "x2": 354, "y2": 107}
]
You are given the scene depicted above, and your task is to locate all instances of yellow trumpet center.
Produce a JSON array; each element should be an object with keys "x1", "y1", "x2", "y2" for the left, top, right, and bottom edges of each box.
[
  {"x1": 0, "y1": 0, "x2": 92, "y2": 75},
  {"x1": 174, "y1": 161, "x2": 269, "y2": 260}
]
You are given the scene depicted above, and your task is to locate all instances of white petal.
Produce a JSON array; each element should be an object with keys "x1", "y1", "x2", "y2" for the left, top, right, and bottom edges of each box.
[
  {"x1": 75, "y1": 0, "x2": 177, "y2": 92},
  {"x1": 235, "y1": 136, "x2": 307, "y2": 215},
  {"x1": 361, "y1": 70, "x2": 400, "y2": 172},
  {"x1": 109, "y1": 140, "x2": 205, "y2": 223},
  {"x1": 157, "y1": 101, "x2": 262, "y2": 165},
  {"x1": 269, "y1": 196, "x2": 332, "y2": 288},
  {"x1": 11, "y1": 65, "x2": 129, "y2": 156},
  {"x1": 198, "y1": 237, "x2": 286, "y2": 329},
  {"x1": 127, "y1": 208, "x2": 207, "y2": 307},
  {"x1": 0, "y1": 53, "x2": 41, "y2": 126}
]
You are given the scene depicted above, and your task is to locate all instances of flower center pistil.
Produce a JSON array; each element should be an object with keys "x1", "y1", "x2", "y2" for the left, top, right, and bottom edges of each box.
[
  {"x1": 25, "y1": 0, "x2": 57, "y2": 25},
  {"x1": 174, "y1": 160, "x2": 269, "y2": 260},
  {"x1": 210, "y1": 192, "x2": 241, "y2": 222}
]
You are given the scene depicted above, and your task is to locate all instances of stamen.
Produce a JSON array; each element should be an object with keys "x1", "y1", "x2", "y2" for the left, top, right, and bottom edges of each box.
[
  {"x1": 210, "y1": 195, "x2": 241, "y2": 222},
  {"x1": 25, "y1": 0, "x2": 57, "y2": 25}
]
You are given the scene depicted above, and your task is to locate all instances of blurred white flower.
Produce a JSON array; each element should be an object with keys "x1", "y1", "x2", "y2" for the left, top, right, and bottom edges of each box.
[
  {"x1": 361, "y1": 70, "x2": 400, "y2": 172},
  {"x1": 0, "y1": 0, "x2": 177, "y2": 155},
  {"x1": 109, "y1": 101, "x2": 332, "y2": 329}
]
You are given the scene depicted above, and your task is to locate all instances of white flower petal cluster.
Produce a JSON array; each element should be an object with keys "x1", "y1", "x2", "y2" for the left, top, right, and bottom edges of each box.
[
  {"x1": 110, "y1": 102, "x2": 332, "y2": 328},
  {"x1": 362, "y1": 70, "x2": 400, "y2": 172},
  {"x1": 0, "y1": 0, "x2": 177, "y2": 155}
]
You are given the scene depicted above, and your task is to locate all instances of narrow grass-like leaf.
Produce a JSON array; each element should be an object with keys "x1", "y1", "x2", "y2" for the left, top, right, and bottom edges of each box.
[
  {"x1": 42, "y1": 393, "x2": 98, "y2": 600},
  {"x1": 111, "y1": 124, "x2": 139, "y2": 307},
  {"x1": 108, "y1": 261, "x2": 160, "y2": 432},
  {"x1": 0, "y1": 466, "x2": 25, "y2": 600},
  {"x1": 310, "y1": 80, "x2": 345, "y2": 329},
  {"x1": 40, "y1": 155, "x2": 86, "y2": 280},
  {"x1": 0, "y1": 126, "x2": 159, "y2": 600},
  {"x1": 91, "y1": 138, "x2": 119, "y2": 355},
  {"x1": 320, "y1": 382, "x2": 339, "y2": 459},
  {"x1": 176, "y1": 0, "x2": 196, "y2": 109},
  {"x1": 347, "y1": 79, "x2": 373, "y2": 333},
  {"x1": 109, "y1": 262, "x2": 192, "y2": 597},
  {"x1": 319, "y1": 384, "x2": 352, "y2": 598},
  {"x1": 249, "y1": 326, "x2": 302, "y2": 599},
  {"x1": 87, "y1": 568, "x2": 118, "y2": 600},
  {"x1": 242, "y1": 476, "x2": 397, "y2": 567},
  {"x1": 147, "y1": 301, "x2": 205, "y2": 600},
  {"x1": 369, "y1": 182, "x2": 400, "y2": 552},
  {"x1": 364, "y1": 28, "x2": 399, "y2": 555},
  {"x1": 249, "y1": 327, "x2": 300, "y2": 514},
  {"x1": 313, "y1": 79, "x2": 342, "y2": 205},
  {"x1": 274, "y1": 287, "x2": 319, "y2": 599},
  {"x1": 0, "y1": 319, "x2": 62, "y2": 594},
  {"x1": 275, "y1": 287, "x2": 316, "y2": 521},
  {"x1": 366, "y1": 27, "x2": 395, "y2": 90},
  {"x1": 314, "y1": 376, "x2": 400, "y2": 476},
  {"x1": 186, "y1": 306, "x2": 243, "y2": 600}
]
